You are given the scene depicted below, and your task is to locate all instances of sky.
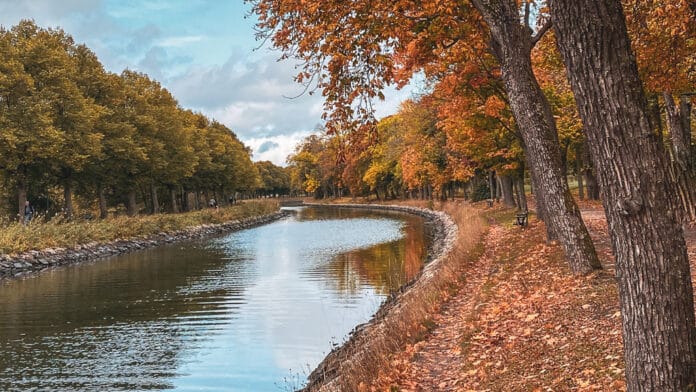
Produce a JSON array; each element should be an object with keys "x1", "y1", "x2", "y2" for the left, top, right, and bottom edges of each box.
[{"x1": 0, "y1": 0, "x2": 413, "y2": 166}]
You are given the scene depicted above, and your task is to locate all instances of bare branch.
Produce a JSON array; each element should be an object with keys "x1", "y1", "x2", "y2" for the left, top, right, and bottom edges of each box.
[{"x1": 524, "y1": 1, "x2": 531, "y2": 29}]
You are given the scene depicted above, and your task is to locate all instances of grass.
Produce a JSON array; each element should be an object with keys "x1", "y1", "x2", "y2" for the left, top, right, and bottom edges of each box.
[{"x1": 0, "y1": 200, "x2": 279, "y2": 255}]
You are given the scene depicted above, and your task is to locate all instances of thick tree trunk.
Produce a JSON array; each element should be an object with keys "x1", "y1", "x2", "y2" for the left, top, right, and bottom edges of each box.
[
  {"x1": 474, "y1": 0, "x2": 600, "y2": 274},
  {"x1": 126, "y1": 189, "x2": 138, "y2": 217},
  {"x1": 550, "y1": 1, "x2": 696, "y2": 390},
  {"x1": 499, "y1": 174, "x2": 516, "y2": 207},
  {"x1": 664, "y1": 92, "x2": 696, "y2": 221},
  {"x1": 63, "y1": 180, "x2": 73, "y2": 220},
  {"x1": 98, "y1": 184, "x2": 108, "y2": 219},
  {"x1": 664, "y1": 92, "x2": 692, "y2": 168}
]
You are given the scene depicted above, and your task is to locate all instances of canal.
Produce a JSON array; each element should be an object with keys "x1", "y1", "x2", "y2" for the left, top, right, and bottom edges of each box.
[{"x1": 0, "y1": 206, "x2": 429, "y2": 391}]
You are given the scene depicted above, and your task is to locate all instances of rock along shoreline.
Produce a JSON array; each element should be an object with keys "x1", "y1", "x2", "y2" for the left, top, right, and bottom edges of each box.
[
  {"x1": 302, "y1": 203, "x2": 459, "y2": 391},
  {"x1": 0, "y1": 211, "x2": 289, "y2": 281}
]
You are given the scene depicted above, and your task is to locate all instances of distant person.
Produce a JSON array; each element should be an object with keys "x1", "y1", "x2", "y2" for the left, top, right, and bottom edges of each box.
[
  {"x1": 23, "y1": 200, "x2": 34, "y2": 224},
  {"x1": 209, "y1": 198, "x2": 218, "y2": 209}
]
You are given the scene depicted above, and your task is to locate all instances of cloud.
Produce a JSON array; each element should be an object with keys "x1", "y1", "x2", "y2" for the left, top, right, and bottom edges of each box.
[
  {"x1": 245, "y1": 131, "x2": 314, "y2": 166},
  {"x1": 257, "y1": 141, "x2": 280, "y2": 154},
  {"x1": 168, "y1": 51, "x2": 325, "y2": 141},
  {"x1": 157, "y1": 35, "x2": 204, "y2": 47}
]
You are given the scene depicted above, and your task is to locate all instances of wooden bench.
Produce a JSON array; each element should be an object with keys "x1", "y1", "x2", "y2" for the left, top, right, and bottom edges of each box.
[{"x1": 514, "y1": 211, "x2": 528, "y2": 227}]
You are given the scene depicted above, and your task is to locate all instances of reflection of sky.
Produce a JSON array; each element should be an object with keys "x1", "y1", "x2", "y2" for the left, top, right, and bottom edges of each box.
[
  {"x1": 0, "y1": 208, "x2": 420, "y2": 391},
  {"x1": 172, "y1": 214, "x2": 406, "y2": 390}
]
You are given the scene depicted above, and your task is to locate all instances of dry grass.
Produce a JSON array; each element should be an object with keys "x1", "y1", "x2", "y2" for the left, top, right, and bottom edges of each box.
[
  {"x1": 306, "y1": 200, "x2": 489, "y2": 391},
  {"x1": 0, "y1": 200, "x2": 279, "y2": 255}
]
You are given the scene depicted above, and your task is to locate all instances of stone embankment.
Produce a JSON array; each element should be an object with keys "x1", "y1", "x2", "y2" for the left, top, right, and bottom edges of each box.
[
  {"x1": 0, "y1": 211, "x2": 288, "y2": 280},
  {"x1": 302, "y1": 203, "x2": 459, "y2": 391}
]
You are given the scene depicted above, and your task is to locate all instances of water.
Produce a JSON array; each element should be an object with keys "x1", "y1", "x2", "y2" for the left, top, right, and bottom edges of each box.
[{"x1": 0, "y1": 206, "x2": 429, "y2": 391}]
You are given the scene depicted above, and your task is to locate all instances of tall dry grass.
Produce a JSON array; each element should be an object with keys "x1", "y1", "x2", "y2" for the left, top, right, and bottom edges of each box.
[
  {"x1": 307, "y1": 200, "x2": 488, "y2": 391},
  {"x1": 0, "y1": 200, "x2": 279, "y2": 255}
]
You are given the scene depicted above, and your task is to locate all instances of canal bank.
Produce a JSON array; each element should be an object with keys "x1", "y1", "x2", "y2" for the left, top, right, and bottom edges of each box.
[
  {"x1": 0, "y1": 210, "x2": 288, "y2": 280},
  {"x1": 301, "y1": 202, "x2": 475, "y2": 392}
]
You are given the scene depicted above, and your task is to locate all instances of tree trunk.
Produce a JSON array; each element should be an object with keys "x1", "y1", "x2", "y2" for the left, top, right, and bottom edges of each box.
[
  {"x1": 488, "y1": 170, "x2": 496, "y2": 200},
  {"x1": 495, "y1": 176, "x2": 502, "y2": 201},
  {"x1": 550, "y1": 1, "x2": 696, "y2": 389},
  {"x1": 63, "y1": 180, "x2": 73, "y2": 220},
  {"x1": 499, "y1": 174, "x2": 516, "y2": 207},
  {"x1": 126, "y1": 189, "x2": 138, "y2": 217},
  {"x1": 169, "y1": 186, "x2": 179, "y2": 213},
  {"x1": 576, "y1": 149, "x2": 585, "y2": 200},
  {"x1": 150, "y1": 183, "x2": 159, "y2": 214},
  {"x1": 474, "y1": 0, "x2": 600, "y2": 274},
  {"x1": 664, "y1": 92, "x2": 692, "y2": 168},
  {"x1": 664, "y1": 92, "x2": 696, "y2": 221},
  {"x1": 516, "y1": 166, "x2": 528, "y2": 212},
  {"x1": 582, "y1": 140, "x2": 601, "y2": 200},
  {"x1": 17, "y1": 177, "x2": 27, "y2": 222},
  {"x1": 98, "y1": 184, "x2": 108, "y2": 219}
]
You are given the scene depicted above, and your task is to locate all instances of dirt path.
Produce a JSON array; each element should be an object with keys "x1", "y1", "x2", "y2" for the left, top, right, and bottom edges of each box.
[
  {"x1": 373, "y1": 209, "x2": 625, "y2": 391},
  {"x1": 390, "y1": 225, "x2": 503, "y2": 391}
]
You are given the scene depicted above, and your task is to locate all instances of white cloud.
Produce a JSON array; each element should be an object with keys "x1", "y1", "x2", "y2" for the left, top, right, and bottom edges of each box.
[
  {"x1": 157, "y1": 35, "x2": 204, "y2": 47},
  {"x1": 245, "y1": 131, "x2": 315, "y2": 166}
]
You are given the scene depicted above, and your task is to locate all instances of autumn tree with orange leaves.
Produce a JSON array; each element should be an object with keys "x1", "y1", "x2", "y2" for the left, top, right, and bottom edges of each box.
[{"x1": 249, "y1": 0, "x2": 601, "y2": 276}]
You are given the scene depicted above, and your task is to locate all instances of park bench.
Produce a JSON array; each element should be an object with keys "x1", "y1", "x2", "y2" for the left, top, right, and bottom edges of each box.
[{"x1": 514, "y1": 210, "x2": 528, "y2": 227}]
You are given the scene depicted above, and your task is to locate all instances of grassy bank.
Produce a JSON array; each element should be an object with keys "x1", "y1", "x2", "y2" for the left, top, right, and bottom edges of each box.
[
  {"x1": 0, "y1": 200, "x2": 279, "y2": 255},
  {"x1": 305, "y1": 200, "x2": 489, "y2": 391}
]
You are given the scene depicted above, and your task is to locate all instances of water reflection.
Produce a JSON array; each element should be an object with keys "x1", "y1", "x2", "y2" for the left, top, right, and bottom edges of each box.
[{"x1": 0, "y1": 207, "x2": 428, "y2": 391}]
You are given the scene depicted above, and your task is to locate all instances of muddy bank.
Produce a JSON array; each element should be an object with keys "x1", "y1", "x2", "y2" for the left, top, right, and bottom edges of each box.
[
  {"x1": 0, "y1": 211, "x2": 289, "y2": 281},
  {"x1": 302, "y1": 203, "x2": 459, "y2": 391}
]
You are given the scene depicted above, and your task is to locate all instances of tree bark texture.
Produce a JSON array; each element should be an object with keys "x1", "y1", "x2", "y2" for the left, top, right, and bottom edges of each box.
[
  {"x1": 472, "y1": 0, "x2": 600, "y2": 274},
  {"x1": 664, "y1": 92, "x2": 696, "y2": 221},
  {"x1": 549, "y1": 1, "x2": 696, "y2": 390}
]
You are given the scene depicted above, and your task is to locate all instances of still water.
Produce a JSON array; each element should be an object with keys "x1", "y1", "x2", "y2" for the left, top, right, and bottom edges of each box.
[{"x1": 0, "y1": 206, "x2": 429, "y2": 391}]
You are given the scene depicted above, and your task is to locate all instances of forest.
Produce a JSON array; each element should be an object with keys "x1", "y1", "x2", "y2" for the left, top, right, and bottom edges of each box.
[
  {"x1": 250, "y1": 0, "x2": 695, "y2": 390},
  {"x1": 1, "y1": 0, "x2": 695, "y2": 389},
  {"x1": 0, "y1": 20, "x2": 291, "y2": 220}
]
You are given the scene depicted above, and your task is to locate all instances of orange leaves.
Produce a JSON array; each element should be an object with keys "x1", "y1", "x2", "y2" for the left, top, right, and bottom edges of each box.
[
  {"x1": 623, "y1": 0, "x2": 696, "y2": 92},
  {"x1": 483, "y1": 95, "x2": 506, "y2": 118}
]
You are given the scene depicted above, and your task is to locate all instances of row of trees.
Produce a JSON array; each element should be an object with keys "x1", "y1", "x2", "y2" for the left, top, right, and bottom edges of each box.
[
  {"x1": 0, "y1": 20, "x2": 290, "y2": 219},
  {"x1": 251, "y1": 0, "x2": 695, "y2": 390}
]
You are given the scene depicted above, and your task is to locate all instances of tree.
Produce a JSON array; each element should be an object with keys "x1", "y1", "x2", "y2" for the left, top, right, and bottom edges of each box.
[
  {"x1": 549, "y1": 0, "x2": 696, "y2": 389},
  {"x1": 249, "y1": 0, "x2": 601, "y2": 274},
  {"x1": 624, "y1": 0, "x2": 696, "y2": 220}
]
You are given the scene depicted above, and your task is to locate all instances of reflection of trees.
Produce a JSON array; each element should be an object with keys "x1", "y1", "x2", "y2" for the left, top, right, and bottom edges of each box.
[
  {"x1": 313, "y1": 214, "x2": 429, "y2": 296},
  {"x1": 0, "y1": 242, "x2": 250, "y2": 391}
]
